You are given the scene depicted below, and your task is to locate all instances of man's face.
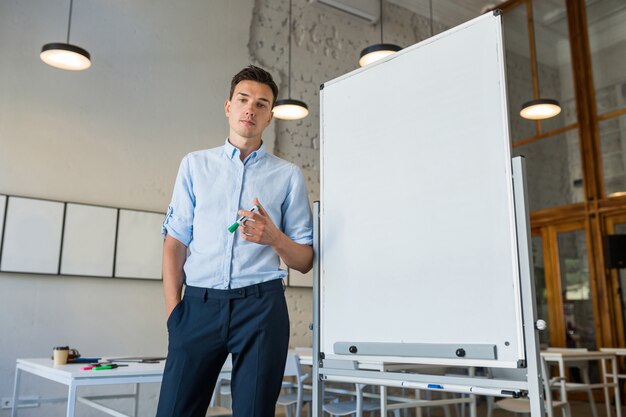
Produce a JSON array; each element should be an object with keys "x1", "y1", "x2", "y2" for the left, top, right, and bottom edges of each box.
[{"x1": 225, "y1": 80, "x2": 274, "y2": 141}]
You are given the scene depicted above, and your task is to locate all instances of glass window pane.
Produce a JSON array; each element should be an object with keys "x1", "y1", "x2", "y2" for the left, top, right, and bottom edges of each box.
[
  {"x1": 532, "y1": 0, "x2": 576, "y2": 133},
  {"x1": 586, "y1": 0, "x2": 626, "y2": 116},
  {"x1": 503, "y1": 5, "x2": 536, "y2": 142},
  {"x1": 532, "y1": 236, "x2": 550, "y2": 348},
  {"x1": 600, "y1": 114, "x2": 626, "y2": 197},
  {"x1": 557, "y1": 229, "x2": 596, "y2": 350},
  {"x1": 512, "y1": 132, "x2": 583, "y2": 211}
]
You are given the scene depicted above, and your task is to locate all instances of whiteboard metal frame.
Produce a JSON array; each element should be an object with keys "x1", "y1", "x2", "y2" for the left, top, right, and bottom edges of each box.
[{"x1": 319, "y1": 11, "x2": 525, "y2": 368}]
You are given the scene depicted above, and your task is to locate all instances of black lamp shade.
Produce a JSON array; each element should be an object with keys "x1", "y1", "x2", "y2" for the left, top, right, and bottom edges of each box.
[
  {"x1": 41, "y1": 42, "x2": 91, "y2": 71},
  {"x1": 359, "y1": 43, "x2": 402, "y2": 67},
  {"x1": 273, "y1": 99, "x2": 309, "y2": 120},
  {"x1": 520, "y1": 98, "x2": 561, "y2": 120}
]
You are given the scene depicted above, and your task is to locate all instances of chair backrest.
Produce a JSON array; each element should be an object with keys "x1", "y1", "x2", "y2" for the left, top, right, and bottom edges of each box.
[
  {"x1": 283, "y1": 352, "x2": 300, "y2": 377},
  {"x1": 546, "y1": 347, "x2": 588, "y2": 353}
]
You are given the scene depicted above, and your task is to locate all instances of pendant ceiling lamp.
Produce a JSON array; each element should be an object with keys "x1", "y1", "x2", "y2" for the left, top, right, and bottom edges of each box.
[
  {"x1": 520, "y1": 98, "x2": 562, "y2": 120},
  {"x1": 359, "y1": 0, "x2": 402, "y2": 67},
  {"x1": 273, "y1": 0, "x2": 308, "y2": 121},
  {"x1": 40, "y1": 0, "x2": 91, "y2": 71}
]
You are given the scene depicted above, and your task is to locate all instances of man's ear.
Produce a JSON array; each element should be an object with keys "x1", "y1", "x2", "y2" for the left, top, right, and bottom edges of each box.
[{"x1": 224, "y1": 99, "x2": 231, "y2": 117}]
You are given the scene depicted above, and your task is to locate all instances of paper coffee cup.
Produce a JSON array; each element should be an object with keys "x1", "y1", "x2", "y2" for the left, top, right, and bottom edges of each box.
[{"x1": 53, "y1": 346, "x2": 69, "y2": 365}]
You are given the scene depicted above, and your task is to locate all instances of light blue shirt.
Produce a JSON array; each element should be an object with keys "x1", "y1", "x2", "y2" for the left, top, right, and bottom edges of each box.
[{"x1": 162, "y1": 139, "x2": 313, "y2": 289}]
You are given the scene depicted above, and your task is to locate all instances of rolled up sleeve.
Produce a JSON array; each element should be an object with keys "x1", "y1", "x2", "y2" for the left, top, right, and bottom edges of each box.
[
  {"x1": 281, "y1": 166, "x2": 313, "y2": 246},
  {"x1": 162, "y1": 155, "x2": 195, "y2": 246}
]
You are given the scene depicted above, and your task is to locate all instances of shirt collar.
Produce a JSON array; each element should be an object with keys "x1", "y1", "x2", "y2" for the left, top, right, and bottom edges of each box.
[{"x1": 224, "y1": 138, "x2": 266, "y2": 164}]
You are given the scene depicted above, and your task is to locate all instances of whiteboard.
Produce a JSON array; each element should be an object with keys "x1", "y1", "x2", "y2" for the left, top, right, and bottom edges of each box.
[
  {"x1": 0, "y1": 197, "x2": 64, "y2": 274},
  {"x1": 320, "y1": 13, "x2": 524, "y2": 367},
  {"x1": 60, "y1": 204, "x2": 117, "y2": 277},
  {"x1": 114, "y1": 210, "x2": 163, "y2": 280}
]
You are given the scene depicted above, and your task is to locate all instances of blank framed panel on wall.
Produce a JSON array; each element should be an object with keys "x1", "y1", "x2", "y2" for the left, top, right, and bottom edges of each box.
[
  {"x1": 60, "y1": 204, "x2": 117, "y2": 277},
  {"x1": 115, "y1": 210, "x2": 163, "y2": 280},
  {"x1": 0, "y1": 195, "x2": 6, "y2": 241},
  {"x1": 0, "y1": 196, "x2": 64, "y2": 274}
]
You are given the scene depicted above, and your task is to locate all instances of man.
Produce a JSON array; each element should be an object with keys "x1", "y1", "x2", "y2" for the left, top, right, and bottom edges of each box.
[{"x1": 156, "y1": 65, "x2": 313, "y2": 417}]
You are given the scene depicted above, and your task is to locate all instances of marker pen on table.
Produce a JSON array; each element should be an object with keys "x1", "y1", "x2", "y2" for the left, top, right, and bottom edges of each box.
[
  {"x1": 93, "y1": 364, "x2": 128, "y2": 370},
  {"x1": 228, "y1": 205, "x2": 259, "y2": 233}
]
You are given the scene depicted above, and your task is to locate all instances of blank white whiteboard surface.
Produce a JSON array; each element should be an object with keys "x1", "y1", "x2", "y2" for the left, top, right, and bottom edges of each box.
[
  {"x1": 115, "y1": 210, "x2": 163, "y2": 280},
  {"x1": 60, "y1": 204, "x2": 117, "y2": 277},
  {"x1": 0, "y1": 195, "x2": 6, "y2": 242},
  {"x1": 0, "y1": 197, "x2": 64, "y2": 274},
  {"x1": 320, "y1": 13, "x2": 523, "y2": 367}
]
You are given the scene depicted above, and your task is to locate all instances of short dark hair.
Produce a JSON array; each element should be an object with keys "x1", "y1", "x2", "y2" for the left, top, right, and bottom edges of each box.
[{"x1": 230, "y1": 65, "x2": 279, "y2": 107}]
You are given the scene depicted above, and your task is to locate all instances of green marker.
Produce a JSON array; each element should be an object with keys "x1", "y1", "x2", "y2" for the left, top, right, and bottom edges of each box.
[{"x1": 228, "y1": 205, "x2": 259, "y2": 233}]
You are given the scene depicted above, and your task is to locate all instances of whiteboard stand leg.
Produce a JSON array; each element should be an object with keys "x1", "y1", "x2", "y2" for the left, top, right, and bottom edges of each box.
[
  {"x1": 133, "y1": 383, "x2": 140, "y2": 417},
  {"x1": 312, "y1": 201, "x2": 323, "y2": 417},
  {"x1": 380, "y1": 385, "x2": 387, "y2": 416},
  {"x1": 511, "y1": 156, "x2": 545, "y2": 417},
  {"x1": 469, "y1": 393, "x2": 477, "y2": 417}
]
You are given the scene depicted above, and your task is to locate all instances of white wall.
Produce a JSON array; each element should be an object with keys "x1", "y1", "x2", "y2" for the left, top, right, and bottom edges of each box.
[{"x1": 0, "y1": 1, "x2": 255, "y2": 415}]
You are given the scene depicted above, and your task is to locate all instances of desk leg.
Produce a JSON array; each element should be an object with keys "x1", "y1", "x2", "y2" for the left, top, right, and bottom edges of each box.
[
  {"x1": 583, "y1": 364, "x2": 600, "y2": 417},
  {"x1": 558, "y1": 359, "x2": 567, "y2": 403},
  {"x1": 11, "y1": 366, "x2": 21, "y2": 417},
  {"x1": 66, "y1": 383, "x2": 77, "y2": 417},
  {"x1": 133, "y1": 383, "x2": 140, "y2": 417}
]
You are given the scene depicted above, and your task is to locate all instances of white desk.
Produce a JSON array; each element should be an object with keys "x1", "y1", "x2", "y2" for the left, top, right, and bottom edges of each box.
[
  {"x1": 297, "y1": 349, "x2": 476, "y2": 417},
  {"x1": 541, "y1": 350, "x2": 622, "y2": 417},
  {"x1": 11, "y1": 358, "x2": 232, "y2": 417}
]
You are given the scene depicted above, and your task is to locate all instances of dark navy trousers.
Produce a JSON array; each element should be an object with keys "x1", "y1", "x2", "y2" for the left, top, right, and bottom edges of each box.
[{"x1": 155, "y1": 279, "x2": 290, "y2": 417}]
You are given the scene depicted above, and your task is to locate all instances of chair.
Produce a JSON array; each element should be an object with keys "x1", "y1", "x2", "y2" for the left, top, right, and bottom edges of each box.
[
  {"x1": 545, "y1": 347, "x2": 598, "y2": 417},
  {"x1": 277, "y1": 352, "x2": 313, "y2": 417},
  {"x1": 486, "y1": 357, "x2": 571, "y2": 417}
]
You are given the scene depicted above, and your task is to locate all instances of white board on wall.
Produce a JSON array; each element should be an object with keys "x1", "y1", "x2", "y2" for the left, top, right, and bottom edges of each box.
[
  {"x1": 0, "y1": 195, "x2": 6, "y2": 243},
  {"x1": 320, "y1": 13, "x2": 523, "y2": 367},
  {"x1": 115, "y1": 210, "x2": 163, "y2": 280},
  {"x1": 0, "y1": 196, "x2": 64, "y2": 274},
  {"x1": 60, "y1": 204, "x2": 117, "y2": 277}
]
